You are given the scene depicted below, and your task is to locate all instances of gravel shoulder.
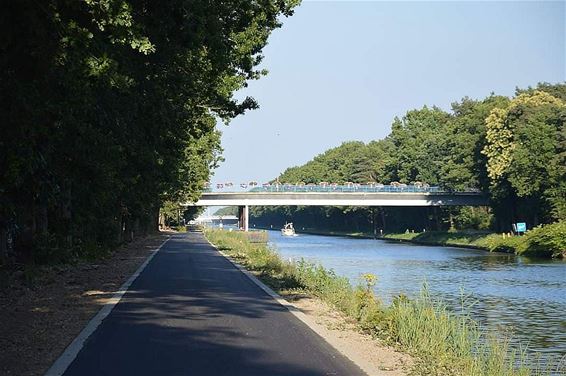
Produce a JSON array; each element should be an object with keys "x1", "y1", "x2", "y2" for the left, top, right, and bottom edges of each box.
[
  {"x1": 0, "y1": 232, "x2": 171, "y2": 376},
  {"x1": 280, "y1": 292, "x2": 411, "y2": 376}
]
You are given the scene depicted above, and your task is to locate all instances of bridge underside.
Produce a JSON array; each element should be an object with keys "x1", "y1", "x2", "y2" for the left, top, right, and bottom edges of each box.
[{"x1": 189, "y1": 192, "x2": 489, "y2": 207}]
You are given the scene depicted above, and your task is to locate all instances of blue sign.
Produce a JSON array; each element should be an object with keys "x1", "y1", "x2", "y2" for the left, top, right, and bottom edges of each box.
[{"x1": 516, "y1": 222, "x2": 527, "y2": 233}]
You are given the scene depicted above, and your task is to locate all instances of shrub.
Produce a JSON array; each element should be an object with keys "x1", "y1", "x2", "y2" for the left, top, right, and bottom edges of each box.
[
  {"x1": 454, "y1": 207, "x2": 494, "y2": 230},
  {"x1": 520, "y1": 221, "x2": 566, "y2": 258},
  {"x1": 479, "y1": 234, "x2": 523, "y2": 254}
]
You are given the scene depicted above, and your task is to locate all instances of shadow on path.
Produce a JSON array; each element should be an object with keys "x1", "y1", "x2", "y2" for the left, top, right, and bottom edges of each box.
[{"x1": 63, "y1": 233, "x2": 364, "y2": 376}]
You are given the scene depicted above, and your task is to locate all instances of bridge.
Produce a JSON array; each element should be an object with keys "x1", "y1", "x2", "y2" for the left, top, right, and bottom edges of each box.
[{"x1": 185, "y1": 185, "x2": 488, "y2": 231}]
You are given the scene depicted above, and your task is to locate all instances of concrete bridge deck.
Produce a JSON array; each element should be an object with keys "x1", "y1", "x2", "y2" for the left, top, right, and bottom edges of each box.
[{"x1": 187, "y1": 191, "x2": 489, "y2": 207}]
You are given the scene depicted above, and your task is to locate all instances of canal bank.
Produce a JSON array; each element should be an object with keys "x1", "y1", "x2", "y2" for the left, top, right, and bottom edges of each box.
[
  {"x1": 253, "y1": 223, "x2": 565, "y2": 259},
  {"x1": 380, "y1": 223, "x2": 566, "y2": 259},
  {"x1": 267, "y1": 229, "x2": 566, "y2": 371},
  {"x1": 205, "y1": 228, "x2": 566, "y2": 375},
  {"x1": 254, "y1": 225, "x2": 497, "y2": 252}
]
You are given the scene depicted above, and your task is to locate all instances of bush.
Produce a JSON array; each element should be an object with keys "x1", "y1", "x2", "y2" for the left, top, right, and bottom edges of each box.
[
  {"x1": 478, "y1": 221, "x2": 566, "y2": 258},
  {"x1": 520, "y1": 221, "x2": 566, "y2": 258},
  {"x1": 454, "y1": 207, "x2": 494, "y2": 230},
  {"x1": 479, "y1": 234, "x2": 523, "y2": 254},
  {"x1": 385, "y1": 223, "x2": 565, "y2": 259}
]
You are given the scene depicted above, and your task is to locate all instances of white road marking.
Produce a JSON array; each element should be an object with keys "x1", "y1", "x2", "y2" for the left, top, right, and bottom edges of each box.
[
  {"x1": 205, "y1": 236, "x2": 372, "y2": 376},
  {"x1": 44, "y1": 236, "x2": 171, "y2": 376}
]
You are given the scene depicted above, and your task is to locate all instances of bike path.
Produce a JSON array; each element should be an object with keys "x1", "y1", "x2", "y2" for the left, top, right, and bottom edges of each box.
[{"x1": 61, "y1": 231, "x2": 365, "y2": 376}]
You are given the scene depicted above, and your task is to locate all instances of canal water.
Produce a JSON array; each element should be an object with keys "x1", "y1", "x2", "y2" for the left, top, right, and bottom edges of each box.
[{"x1": 267, "y1": 230, "x2": 566, "y2": 364}]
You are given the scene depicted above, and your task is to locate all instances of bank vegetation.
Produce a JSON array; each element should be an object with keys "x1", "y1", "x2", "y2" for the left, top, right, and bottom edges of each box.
[
  {"x1": 205, "y1": 228, "x2": 562, "y2": 376},
  {"x1": 383, "y1": 221, "x2": 565, "y2": 259}
]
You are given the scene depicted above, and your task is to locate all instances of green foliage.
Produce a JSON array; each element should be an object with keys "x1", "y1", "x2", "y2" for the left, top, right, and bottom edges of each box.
[
  {"x1": 253, "y1": 82, "x2": 565, "y2": 234},
  {"x1": 483, "y1": 89, "x2": 566, "y2": 224},
  {"x1": 383, "y1": 222, "x2": 566, "y2": 259},
  {"x1": 440, "y1": 95, "x2": 510, "y2": 191},
  {"x1": 518, "y1": 221, "x2": 566, "y2": 258},
  {"x1": 0, "y1": 0, "x2": 299, "y2": 263},
  {"x1": 277, "y1": 141, "x2": 392, "y2": 184},
  {"x1": 453, "y1": 207, "x2": 493, "y2": 230},
  {"x1": 386, "y1": 106, "x2": 451, "y2": 185}
]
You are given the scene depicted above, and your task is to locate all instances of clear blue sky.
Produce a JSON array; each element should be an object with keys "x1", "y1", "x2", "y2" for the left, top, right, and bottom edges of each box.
[{"x1": 211, "y1": 0, "x2": 565, "y2": 187}]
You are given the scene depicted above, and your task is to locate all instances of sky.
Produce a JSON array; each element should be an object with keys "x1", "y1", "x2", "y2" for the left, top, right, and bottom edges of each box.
[{"x1": 211, "y1": 0, "x2": 565, "y2": 187}]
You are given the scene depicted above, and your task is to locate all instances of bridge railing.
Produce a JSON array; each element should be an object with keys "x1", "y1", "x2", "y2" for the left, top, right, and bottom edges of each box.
[{"x1": 244, "y1": 185, "x2": 482, "y2": 194}]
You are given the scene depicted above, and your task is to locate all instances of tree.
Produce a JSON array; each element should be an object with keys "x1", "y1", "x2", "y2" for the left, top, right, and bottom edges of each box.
[
  {"x1": 483, "y1": 90, "x2": 566, "y2": 224},
  {"x1": 439, "y1": 95, "x2": 510, "y2": 191},
  {"x1": 0, "y1": 0, "x2": 300, "y2": 262},
  {"x1": 386, "y1": 106, "x2": 451, "y2": 185},
  {"x1": 252, "y1": 83, "x2": 565, "y2": 234}
]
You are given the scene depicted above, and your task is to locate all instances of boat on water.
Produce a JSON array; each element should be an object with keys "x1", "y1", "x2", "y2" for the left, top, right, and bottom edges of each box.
[{"x1": 281, "y1": 222, "x2": 297, "y2": 236}]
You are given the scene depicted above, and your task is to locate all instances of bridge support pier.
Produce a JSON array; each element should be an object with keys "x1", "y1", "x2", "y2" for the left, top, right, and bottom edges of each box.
[{"x1": 238, "y1": 205, "x2": 249, "y2": 232}]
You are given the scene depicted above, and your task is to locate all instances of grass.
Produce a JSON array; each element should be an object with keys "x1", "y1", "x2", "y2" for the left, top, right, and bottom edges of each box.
[
  {"x1": 382, "y1": 223, "x2": 566, "y2": 259},
  {"x1": 382, "y1": 230, "x2": 509, "y2": 250},
  {"x1": 204, "y1": 228, "x2": 563, "y2": 376}
]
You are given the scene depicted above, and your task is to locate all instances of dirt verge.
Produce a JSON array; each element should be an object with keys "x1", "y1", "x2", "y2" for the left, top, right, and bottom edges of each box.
[
  {"x1": 0, "y1": 232, "x2": 171, "y2": 376},
  {"x1": 279, "y1": 292, "x2": 411, "y2": 376}
]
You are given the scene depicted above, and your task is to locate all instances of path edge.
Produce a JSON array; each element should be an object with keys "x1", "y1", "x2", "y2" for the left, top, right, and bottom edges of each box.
[
  {"x1": 44, "y1": 236, "x2": 171, "y2": 376},
  {"x1": 204, "y1": 234, "x2": 372, "y2": 376}
]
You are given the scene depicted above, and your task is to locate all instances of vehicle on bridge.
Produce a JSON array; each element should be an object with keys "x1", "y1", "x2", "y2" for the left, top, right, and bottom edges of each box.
[{"x1": 248, "y1": 183, "x2": 447, "y2": 193}]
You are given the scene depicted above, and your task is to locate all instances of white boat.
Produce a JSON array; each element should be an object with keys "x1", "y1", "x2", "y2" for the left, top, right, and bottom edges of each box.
[{"x1": 281, "y1": 222, "x2": 296, "y2": 236}]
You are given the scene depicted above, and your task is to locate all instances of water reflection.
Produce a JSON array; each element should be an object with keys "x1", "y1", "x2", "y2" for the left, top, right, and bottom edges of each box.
[{"x1": 268, "y1": 231, "x2": 566, "y2": 363}]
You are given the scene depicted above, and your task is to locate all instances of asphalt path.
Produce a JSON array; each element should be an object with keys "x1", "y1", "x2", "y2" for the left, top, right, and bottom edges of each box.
[{"x1": 62, "y1": 231, "x2": 365, "y2": 376}]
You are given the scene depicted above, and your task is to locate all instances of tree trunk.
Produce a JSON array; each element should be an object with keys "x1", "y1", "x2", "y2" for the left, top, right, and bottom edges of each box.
[
  {"x1": 16, "y1": 198, "x2": 35, "y2": 263},
  {"x1": 0, "y1": 220, "x2": 7, "y2": 263},
  {"x1": 124, "y1": 217, "x2": 133, "y2": 242}
]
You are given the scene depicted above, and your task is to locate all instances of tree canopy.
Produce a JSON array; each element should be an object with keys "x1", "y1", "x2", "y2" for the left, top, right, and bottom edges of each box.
[
  {"x1": 0, "y1": 0, "x2": 299, "y2": 262},
  {"x1": 257, "y1": 82, "x2": 565, "y2": 232}
]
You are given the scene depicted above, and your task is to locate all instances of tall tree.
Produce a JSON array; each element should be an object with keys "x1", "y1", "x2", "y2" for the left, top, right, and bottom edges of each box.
[
  {"x1": 386, "y1": 106, "x2": 451, "y2": 185},
  {"x1": 439, "y1": 95, "x2": 510, "y2": 191},
  {"x1": 0, "y1": 0, "x2": 300, "y2": 262},
  {"x1": 483, "y1": 90, "x2": 565, "y2": 225}
]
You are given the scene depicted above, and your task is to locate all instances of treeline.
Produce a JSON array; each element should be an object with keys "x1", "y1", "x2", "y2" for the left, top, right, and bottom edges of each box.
[
  {"x1": 252, "y1": 83, "x2": 566, "y2": 233},
  {"x1": 0, "y1": 0, "x2": 298, "y2": 264}
]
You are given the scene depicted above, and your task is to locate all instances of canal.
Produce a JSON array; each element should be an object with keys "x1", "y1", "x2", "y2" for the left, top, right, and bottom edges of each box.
[{"x1": 267, "y1": 230, "x2": 566, "y2": 365}]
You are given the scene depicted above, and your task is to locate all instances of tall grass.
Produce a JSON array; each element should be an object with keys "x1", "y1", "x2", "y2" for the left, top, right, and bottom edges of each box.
[{"x1": 204, "y1": 228, "x2": 562, "y2": 376}]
